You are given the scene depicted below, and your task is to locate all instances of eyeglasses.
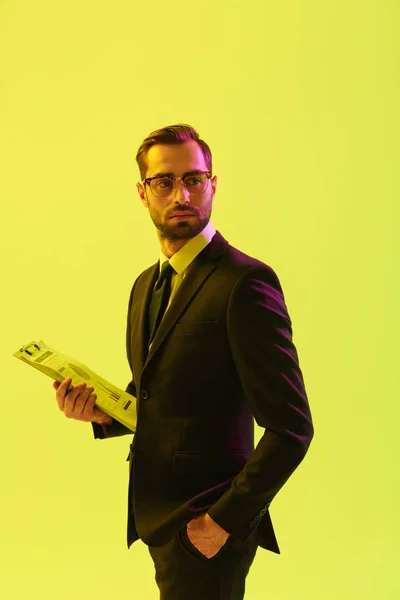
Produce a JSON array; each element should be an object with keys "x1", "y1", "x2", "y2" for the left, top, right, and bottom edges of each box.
[{"x1": 143, "y1": 171, "x2": 212, "y2": 199}]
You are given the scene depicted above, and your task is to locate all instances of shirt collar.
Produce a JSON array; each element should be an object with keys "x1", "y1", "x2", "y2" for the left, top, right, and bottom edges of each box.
[{"x1": 159, "y1": 220, "x2": 216, "y2": 276}]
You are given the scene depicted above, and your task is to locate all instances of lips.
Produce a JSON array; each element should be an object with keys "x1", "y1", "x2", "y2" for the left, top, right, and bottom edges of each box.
[{"x1": 170, "y1": 214, "x2": 194, "y2": 218}]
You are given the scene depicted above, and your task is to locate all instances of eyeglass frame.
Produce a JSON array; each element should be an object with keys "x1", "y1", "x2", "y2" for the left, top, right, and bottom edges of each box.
[{"x1": 142, "y1": 170, "x2": 213, "y2": 196}]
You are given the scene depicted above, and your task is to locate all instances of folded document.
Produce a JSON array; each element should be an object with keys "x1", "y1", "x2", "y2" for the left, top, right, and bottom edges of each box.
[{"x1": 13, "y1": 339, "x2": 136, "y2": 432}]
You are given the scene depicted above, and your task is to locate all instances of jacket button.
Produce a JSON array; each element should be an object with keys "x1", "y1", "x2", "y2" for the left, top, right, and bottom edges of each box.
[{"x1": 141, "y1": 390, "x2": 149, "y2": 400}]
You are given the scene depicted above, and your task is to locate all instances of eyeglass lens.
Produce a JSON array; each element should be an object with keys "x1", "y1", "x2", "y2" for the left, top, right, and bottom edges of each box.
[{"x1": 150, "y1": 175, "x2": 208, "y2": 198}]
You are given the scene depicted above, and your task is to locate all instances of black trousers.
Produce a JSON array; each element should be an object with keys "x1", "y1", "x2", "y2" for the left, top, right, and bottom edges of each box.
[{"x1": 147, "y1": 525, "x2": 259, "y2": 600}]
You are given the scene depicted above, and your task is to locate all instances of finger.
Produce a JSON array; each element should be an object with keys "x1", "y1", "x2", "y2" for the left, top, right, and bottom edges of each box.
[
  {"x1": 56, "y1": 377, "x2": 72, "y2": 411},
  {"x1": 81, "y1": 393, "x2": 97, "y2": 422},
  {"x1": 73, "y1": 386, "x2": 94, "y2": 420},
  {"x1": 64, "y1": 382, "x2": 87, "y2": 418}
]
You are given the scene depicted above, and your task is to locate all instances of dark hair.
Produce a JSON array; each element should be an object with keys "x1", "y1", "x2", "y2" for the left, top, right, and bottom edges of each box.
[{"x1": 136, "y1": 123, "x2": 212, "y2": 182}]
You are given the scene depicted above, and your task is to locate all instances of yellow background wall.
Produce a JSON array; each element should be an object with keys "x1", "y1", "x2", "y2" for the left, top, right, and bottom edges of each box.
[{"x1": 1, "y1": 1, "x2": 398, "y2": 598}]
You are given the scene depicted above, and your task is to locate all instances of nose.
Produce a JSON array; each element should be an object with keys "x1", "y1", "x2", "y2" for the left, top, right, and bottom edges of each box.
[{"x1": 173, "y1": 179, "x2": 191, "y2": 203}]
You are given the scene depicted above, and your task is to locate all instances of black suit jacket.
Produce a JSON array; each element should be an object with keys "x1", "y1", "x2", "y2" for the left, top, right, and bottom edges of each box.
[{"x1": 92, "y1": 229, "x2": 314, "y2": 554}]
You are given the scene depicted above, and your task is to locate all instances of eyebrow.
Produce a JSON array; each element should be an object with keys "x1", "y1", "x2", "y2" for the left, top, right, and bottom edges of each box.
[{"x1": 150, "y1": 169, "x2": 205, "y2": 178}]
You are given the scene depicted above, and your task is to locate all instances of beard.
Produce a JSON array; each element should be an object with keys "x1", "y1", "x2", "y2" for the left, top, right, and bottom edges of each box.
[{"x1": 149, "y1": 203, "x2": 212, "y2": 241}]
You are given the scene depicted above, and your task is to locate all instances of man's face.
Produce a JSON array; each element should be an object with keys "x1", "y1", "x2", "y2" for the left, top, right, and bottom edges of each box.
[{"x1": 137, "y1": 140, "x2": 217, "y2": 241}]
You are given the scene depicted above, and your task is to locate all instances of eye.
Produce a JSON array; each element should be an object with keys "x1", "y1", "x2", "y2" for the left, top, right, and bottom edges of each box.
[
  {"x1": 157, "y1": 178, "x2": 173, "y2": 188},
  {"x1": 185, "y1": 176, "x2": 202, "y2": 185}
]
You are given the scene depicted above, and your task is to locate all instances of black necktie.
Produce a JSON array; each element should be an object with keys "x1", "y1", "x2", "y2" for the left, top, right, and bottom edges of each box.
[{"x1": 148, "y1": 260, "x2": 175, "y2": 346}]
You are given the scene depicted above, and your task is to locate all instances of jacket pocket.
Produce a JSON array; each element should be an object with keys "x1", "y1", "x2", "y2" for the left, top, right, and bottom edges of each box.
[{"x1": 173, "y1": 321, "x2": 218, "y2": 336}]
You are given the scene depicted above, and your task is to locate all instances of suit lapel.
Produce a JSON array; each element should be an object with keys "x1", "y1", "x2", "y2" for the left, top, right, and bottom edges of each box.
[{"x1": 131, "y1": 230, "x2": 228, "y2": 377}]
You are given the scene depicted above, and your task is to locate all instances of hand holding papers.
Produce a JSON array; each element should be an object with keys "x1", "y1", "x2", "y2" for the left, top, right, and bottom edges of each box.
[
  {"x1": 53, "y1": 378, "x2": 113, "y2": 425},
  {"x1": 13, "y1": 339, "x2": 137, "y2": 432}
]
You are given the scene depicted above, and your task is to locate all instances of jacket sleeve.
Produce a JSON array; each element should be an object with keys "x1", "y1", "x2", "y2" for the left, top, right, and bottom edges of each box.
[
  {"x1": 92, "y1": 279, "x2": 138, "y2": 440},
  {"x1": 207, "y1": 264, "x2": 314, "y2": 543}
]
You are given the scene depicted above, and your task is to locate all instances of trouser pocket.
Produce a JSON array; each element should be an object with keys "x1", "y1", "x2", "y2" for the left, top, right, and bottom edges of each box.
[{"x1": 177, "y1": 525, "x2": 230, "y2": 562}]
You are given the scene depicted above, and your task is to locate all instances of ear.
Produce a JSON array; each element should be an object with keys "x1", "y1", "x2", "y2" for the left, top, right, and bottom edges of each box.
[{"x1": 137, "y1": 182, "x2": 147, "y2": 203}]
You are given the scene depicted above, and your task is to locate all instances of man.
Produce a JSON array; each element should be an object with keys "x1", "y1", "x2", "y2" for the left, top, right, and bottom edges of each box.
[{"x1": 54, "y1": 124, "x2": 314, "y2": 599}]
